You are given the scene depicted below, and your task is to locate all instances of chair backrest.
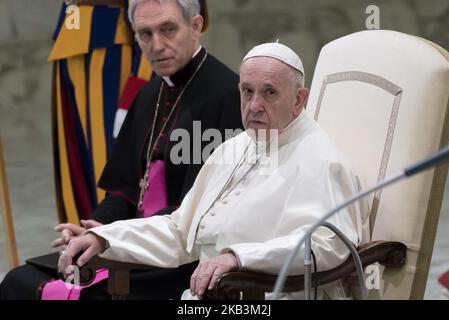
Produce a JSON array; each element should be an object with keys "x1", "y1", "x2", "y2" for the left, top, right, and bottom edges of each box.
[{"x1": 305, "y1": 30, "x2": 449, "y2": 299}]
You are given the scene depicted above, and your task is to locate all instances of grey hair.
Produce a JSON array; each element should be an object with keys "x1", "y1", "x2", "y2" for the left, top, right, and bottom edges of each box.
[
  {"x1": 285, "y1": 66, "x2": 304, "y2": 89},
  {"x1": 128, "y1": 0, "x2": 201, "y2": 27},
  {"x1": 291, "y1": 69, "x2": 305, "y2": 89}
]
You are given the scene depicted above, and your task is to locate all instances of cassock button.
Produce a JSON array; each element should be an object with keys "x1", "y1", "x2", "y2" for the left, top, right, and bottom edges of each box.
[
  {"x1": 235, "y1": 191, "x2": 241, "y2": 196},
  {"x1": 222, "y1": 200, "x2": 228, "y2": 205},
  {"x1": 210, "y1": 212, "x2": 216, "y2": 217},
  {"x1": 200, "y1": 224, "x2": 205, "y2": 230}
]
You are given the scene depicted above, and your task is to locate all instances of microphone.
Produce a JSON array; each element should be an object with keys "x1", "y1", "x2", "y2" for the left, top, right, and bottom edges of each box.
[
  {"x1": 404, "y1": 145, "x2": 449, "y2": 177},
  {"x1": 271, "y1": 144, "x2": 449, "y2": 300}
]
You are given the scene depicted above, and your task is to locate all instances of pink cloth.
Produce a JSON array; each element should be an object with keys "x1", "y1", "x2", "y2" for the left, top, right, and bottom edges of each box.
[
  {"x1": 41, "y1": 269, "x2": 109, "y2": 300},
  {"x1": 139, "y1": 160, "x2": 168, "y2": 218}
]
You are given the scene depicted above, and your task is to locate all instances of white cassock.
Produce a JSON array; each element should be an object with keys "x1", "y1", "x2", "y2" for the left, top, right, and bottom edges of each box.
[{"x1": 90, "y1": 111, "x2": 369, "y2": 299}]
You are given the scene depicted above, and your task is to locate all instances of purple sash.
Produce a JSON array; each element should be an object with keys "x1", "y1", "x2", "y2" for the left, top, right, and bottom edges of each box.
[{"x1": 139, "y1": 160, "x2": 168, "y2": 218}]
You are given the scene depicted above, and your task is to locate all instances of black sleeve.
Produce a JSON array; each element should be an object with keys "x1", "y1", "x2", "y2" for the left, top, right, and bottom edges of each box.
[
  {"x1": 91, "y1": 194, "x2": 137, "y2": 224},
  {"x1": 153, "y1": 206, "x2": 178, "y2": 217}
]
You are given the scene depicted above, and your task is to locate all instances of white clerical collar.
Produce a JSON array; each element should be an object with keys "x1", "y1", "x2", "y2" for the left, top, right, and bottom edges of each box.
[
  {"x1": 162, "y1": 46, "x2": 203, "y2": 87},
  {"x1": 253, "y1": 111, "x2": 314, "y2": 149},
  {"x1": 278, "y1": 111, "x2": 315, "y2": 146},
  {"x1": 162, "y1": 76, "x2": 175, "y2": 87},
  {"x1": 244, "y1": 110, "x2": 315, "y2": 155}
]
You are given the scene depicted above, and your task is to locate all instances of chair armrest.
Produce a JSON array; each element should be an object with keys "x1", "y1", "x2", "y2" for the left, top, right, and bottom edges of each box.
[
  {"x1": 75, "y1": 256, "x2": 164, "y2": 298},
  {"x1": 205, "y1": 240, "x2": 407, "y2": 300},
  {"x1": 78, "y1": 256, "x2": 160, "y2": 284}
]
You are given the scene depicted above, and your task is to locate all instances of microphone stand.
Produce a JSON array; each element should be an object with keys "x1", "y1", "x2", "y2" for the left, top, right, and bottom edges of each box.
[
  {"x1": 271, "y1": 171, "x2": 405, "y2": 300},
  {"x1": 304, "y1": 222, "x2": 368, "y2": 300}
]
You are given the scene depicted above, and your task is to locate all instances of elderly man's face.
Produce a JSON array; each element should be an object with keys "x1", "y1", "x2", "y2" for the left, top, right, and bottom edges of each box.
[
  {"x1": 134, "y1": 0, "x2": 202, "y2": 77},
  {"x1": 239, "y1": 57, "x2": 308, "y2": 140}
]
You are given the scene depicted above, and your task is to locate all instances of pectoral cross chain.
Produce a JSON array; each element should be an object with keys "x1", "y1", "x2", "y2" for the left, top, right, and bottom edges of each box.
[{"x1": 137, "y1": 177, "x2": 150, "y2": 208}]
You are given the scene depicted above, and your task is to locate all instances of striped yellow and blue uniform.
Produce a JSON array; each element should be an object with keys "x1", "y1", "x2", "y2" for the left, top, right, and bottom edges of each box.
[{"x1": 49, "y1": 2, "x2": 152, "y2": 224}]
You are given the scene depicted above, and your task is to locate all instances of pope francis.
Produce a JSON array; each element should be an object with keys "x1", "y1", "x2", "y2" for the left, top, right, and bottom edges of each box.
[{"x1": 59, "y1": 42, "x2": 366, "y2": 300}]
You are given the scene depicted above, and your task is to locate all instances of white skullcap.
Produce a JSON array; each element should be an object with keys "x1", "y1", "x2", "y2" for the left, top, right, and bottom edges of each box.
[{"x1": 242, "y1": 42, "x2": 305, "y2": 76}]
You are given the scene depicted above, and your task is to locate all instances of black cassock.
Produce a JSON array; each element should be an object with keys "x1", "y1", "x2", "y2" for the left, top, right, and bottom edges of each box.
[{"x1": 0, "y1": 48, "x2": 243, "y2": 300}]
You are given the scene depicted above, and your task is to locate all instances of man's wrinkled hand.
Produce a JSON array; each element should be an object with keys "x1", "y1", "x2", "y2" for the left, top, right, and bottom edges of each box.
[
  {"x1": 58, "y1": 233, "x2": 107, "y2": 279},
  {"x1": 52, "y1": 219, "x2": 103, "y2": 249},
  {"x1": 80, "y1": 219, "x2": 103, "y2": 229},
  {"x1": 190, "y1": 253, "x2": 239, "y2": 300}
]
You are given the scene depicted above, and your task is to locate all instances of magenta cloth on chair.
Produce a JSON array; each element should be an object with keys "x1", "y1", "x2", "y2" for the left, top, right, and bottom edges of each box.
[
  {"x1": 139, "y1": 160, "x2": 168, "y2": 218},
  {"x1": 41, "y1": 269, "x2": 109, "y2": 300}
]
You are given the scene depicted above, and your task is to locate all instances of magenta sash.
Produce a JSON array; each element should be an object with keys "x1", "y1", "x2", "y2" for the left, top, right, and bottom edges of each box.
[
  {"x1": 41, "y1": 269, "x2": 108, "y2": 300},
  {"x1": 139, "y1": 160, "x2": 168, "y2": 218}
]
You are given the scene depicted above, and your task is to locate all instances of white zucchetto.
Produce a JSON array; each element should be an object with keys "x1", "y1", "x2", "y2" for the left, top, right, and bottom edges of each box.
[{"x1": 242, "y1": 42, "x2": 305, "y2": 77}]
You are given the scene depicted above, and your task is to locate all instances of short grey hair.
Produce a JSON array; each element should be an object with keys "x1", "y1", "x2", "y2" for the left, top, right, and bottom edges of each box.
[
  {"x1": 128, "y1": 0, "x2": 201, "y2": 27},
  {"x1": 290, "y1": 69, "x2": 305, "y2": 89}
]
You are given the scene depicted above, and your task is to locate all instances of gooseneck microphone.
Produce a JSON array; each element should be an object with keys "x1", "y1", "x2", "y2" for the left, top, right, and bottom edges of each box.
[
  {"x1": 271, "y1": 144, "x2": 449, "y2": 300},
  {"x1": 404, "y1": 145, "x2": 449, "y2": 177}
]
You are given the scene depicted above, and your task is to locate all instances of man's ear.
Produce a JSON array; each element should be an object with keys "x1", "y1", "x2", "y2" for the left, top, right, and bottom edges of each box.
[
  {"x1": 293, "y1": 88, "x2": 309, "y2": 116},
  {"x1": 191, "y1": 15, "x2": 204, "y2": 39}
]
